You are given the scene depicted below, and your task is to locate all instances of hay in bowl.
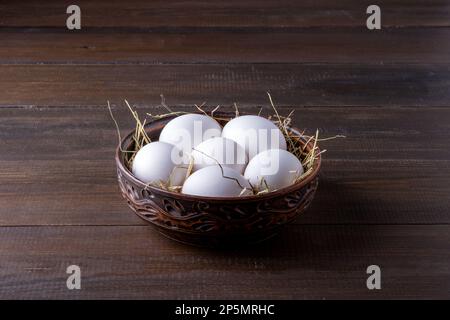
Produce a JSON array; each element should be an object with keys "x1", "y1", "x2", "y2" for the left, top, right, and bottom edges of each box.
[{"x1": 111, "y1": 96, "x2": 340, "y2": 247}]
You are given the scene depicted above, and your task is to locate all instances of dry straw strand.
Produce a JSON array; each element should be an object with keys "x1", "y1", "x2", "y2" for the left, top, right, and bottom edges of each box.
[{"x1": 110, "y1": 96, "x2": 344, "y2": 195}]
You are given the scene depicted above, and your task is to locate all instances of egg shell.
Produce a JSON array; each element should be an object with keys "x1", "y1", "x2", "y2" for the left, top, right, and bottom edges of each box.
[
  {"x1": 132, "y1": 141, "x2": 188, "y2": 186},
  {"x1": 221, "y1": 115, "x2": 287, "y2": 160},
  {"x1": 159, "y1": 114, "x2": 222, "y2": 155},
  {"x1": 182, "y1": 165, "x2": 252, "y2": 197},
  {"x1": 191, "y1": 137, "x2": 248, "y2": 174},
  {"x1": 244, "y1": 149, "x2": 304, "y2": 191}
]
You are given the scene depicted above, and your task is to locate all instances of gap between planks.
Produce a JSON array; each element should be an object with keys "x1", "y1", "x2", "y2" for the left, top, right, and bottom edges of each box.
[{"x1": 0, "y1": 223, "x2": 450, "y2": 228}]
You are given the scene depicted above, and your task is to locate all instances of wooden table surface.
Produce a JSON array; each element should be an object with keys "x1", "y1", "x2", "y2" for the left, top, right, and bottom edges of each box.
[{"x1": 0, "y1": 1, "x2": 449, "y2": 299}]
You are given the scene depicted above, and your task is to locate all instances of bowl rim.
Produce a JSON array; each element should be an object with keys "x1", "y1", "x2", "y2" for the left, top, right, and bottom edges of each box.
[{"x1": 115, "y1": 113, "x2": 321, "y2": 202}]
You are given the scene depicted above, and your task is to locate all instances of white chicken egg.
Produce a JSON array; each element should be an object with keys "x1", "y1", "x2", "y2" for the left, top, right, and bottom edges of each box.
[
  {"x1": 132, "y1": 141, "x2": 188, "y2": 186},
  {"x1": 222, "y1": 115, "x2": 287, "y2": 160},
  {"x1": 191, "y1": 137, "x2": 248, "y2": 174},
  {"x1": 159, "y1": 114, "x2": 222, "y2": 155},
  {"x1": 182, "y1": 165, "x2": 252, "y2": 197},
  {"x1": 244, "y1": 149, "x2": 303, "y2": 191}
]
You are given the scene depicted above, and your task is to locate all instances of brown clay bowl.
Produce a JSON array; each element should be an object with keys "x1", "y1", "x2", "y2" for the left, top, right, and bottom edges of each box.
[{"x1": 115, "y1": 112, "x2": 321, "y2": 247}]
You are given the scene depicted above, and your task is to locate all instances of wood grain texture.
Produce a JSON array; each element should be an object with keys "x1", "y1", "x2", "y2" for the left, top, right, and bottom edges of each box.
[
  {"x1": 0, "y1": 64, "x2": 448, "y2": 108},
  {"x1": 0, "y1": 225, "x2": 449, "y2": 299},
  {"x1": 1, "y1": 0, "x2": 449, "y2": 28},
  {"x1": 0, "y1": 0, "x2": 449, "y2": 300},
  {"x1": 1, "y1": 28, "x2": 450, "y2": 64},
  {"x1": 1, "y1": 106, "x2": 449, "y2": 226}
]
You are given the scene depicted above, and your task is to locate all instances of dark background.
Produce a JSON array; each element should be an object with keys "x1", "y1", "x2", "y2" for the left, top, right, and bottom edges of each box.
[{"x1": 0, "y1": 1, "x2": 449, "y2": 299}]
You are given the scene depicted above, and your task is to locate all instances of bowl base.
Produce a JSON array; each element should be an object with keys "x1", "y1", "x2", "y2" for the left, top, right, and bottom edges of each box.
[{"x1": 142, "y1": 218, "x2": 282, "y2": 248}]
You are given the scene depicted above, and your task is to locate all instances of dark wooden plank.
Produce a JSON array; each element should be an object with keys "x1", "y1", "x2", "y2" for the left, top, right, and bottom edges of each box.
[
  {"x1": 1, "y1": 106, "x2": 449, "y2": 226},
  {"x1": 0, "y1": 225, "x2": 448, "y2": 299},
  {"x1": 1, "y1": 28, "x2": 449, "y2": 64},
  {"x1": 2, "y1": 106, "x2": 449, "y2": 162},
  {"x1": 0, "y1": 64, "x2": 448, "y2": 108},
  {"x1": 0, "y1": 0, "x2": 448, "y2": 28}
]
